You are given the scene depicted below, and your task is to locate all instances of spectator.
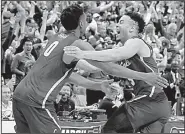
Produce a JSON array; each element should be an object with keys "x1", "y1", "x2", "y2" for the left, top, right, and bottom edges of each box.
[
  {"x1": 98, "y1": 82, "x2": 122, "y2": 119},
  {"x1": 11, "y1": 38, "x2": 35, "y2": 91},
  {"x1": 86, "y1": 13, "x2": 100, "y2": 35},
  {"x1": 162, "y1": 62, "x2": 182, "y2": 107},
  {"x1": 71, "y1": 85, "x2": 87, "y2": 107},
  {"x1": 2, "y1": 85, "x2": 13, "y2": 120},
  {"x1": 54, "y1": 83, "x2": 75, "y2": 117},
  {"x1": 4, "y1": 46, "x2": 16, "y2": 79}
]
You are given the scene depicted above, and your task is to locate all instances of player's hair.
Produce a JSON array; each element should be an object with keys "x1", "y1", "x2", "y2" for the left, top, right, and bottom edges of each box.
[
  {"x1": 125, "y1": 12, "x2": 145, "y2": 33},
  {"x1": 60, "y1": 4, "x2": 85, "y2": 31}
]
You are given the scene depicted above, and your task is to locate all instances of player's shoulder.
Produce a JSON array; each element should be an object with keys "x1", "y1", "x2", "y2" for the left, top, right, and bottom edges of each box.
[
  {"x1": 71, "y1": 39, "x2": 86, "y2": 47},
  {"x1": 125, "y1": 38, "x2": 145, "y2": 46},
  {"x1": 71, "y1": 39, "x2": 94, "y2": 51},
  {"x1": 49, "y1": 34, "x2": 61, "y2": 41}
]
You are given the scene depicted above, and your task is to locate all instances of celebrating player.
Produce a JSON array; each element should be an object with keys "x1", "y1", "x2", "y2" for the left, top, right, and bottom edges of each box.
[
  {"x1": 13, "y1": 4, "x2": 168, "y2": 133},
  {"x1": 64, "y1": 12, "x2": 171, "y2": 133}
]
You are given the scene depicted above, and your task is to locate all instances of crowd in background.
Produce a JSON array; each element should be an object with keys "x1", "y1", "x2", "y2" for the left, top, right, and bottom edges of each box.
[{"x1": 1, "y1": 1, "x2": 184, "y2": 120}]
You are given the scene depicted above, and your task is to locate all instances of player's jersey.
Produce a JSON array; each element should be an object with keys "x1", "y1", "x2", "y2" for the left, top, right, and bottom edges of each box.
[
  {"x1": 13, "y1": 34, "x2": 78, "y2": 109},
  {"x1": 121, "y1": 37, "x2": 164, "y2": 97}
]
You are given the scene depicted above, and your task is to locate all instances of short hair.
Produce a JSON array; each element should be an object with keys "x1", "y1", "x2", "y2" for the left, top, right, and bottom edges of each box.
[
  {"x1": 24, "y1": 37, "x2": 33, "y2": 45},
  {"x1": 63, "y1": 83, "x2": 72, "y2": 89},
  {"x1": 125, "y1": 12, "x2": 145, "y2": 33},
  {"x1": 60, "y1": 4, "x2": 85, "y2": 31},
  {"x1": 2, "y1": 85, "x2": 10, "y2": 90}
]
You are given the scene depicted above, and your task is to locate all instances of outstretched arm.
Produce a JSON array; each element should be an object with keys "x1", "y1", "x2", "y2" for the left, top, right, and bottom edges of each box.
[
  {"x1": 63, "y1": 40, "x2": 101, "y2": 73},
  {"x1": 85, "y1": 60, "x2": 168, "y2": 89},
  {"x1": 68, "y1": 73, "x2": 113, "y2": 92},
  {"x1": 76, "y1": 59, "x2": 101, "y2": 73},
  {"x1": 64, "y1": 40, "x2": 168, "y2": 89},
  {"x1": 64, "y1": 39, "x2": 141, "y2": 62}
]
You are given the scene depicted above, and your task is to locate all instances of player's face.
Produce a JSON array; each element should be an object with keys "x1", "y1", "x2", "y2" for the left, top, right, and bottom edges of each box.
[
  {"x1": 2, "y1": 87, "x2": 11, "y2": 102},
  {"x1": 79, "y1": 13, "x2": 88, "y2": 35},
  {"x1": 118, "y1": 15, "x2": 132, "y2": 43},
  {"x1": 23, "y1": 41, "x2": 33, "y2": 54}
]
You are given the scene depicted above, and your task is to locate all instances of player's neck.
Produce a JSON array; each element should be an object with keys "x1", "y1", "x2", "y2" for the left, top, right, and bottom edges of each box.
[
  {"x1": 65, "y1": 30, "x2": 80, "y2": 38},
  {"x1": 130, "y1": 33, "x2": 138, "y2": 39}
]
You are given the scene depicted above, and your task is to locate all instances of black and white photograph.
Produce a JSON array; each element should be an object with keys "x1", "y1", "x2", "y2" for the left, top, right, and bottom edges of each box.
[{"x1": 1, "y1": 1, "x2": 184, "y2": 133}]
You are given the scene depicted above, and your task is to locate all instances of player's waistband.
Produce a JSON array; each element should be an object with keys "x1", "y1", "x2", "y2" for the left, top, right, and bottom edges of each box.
[{"x1": 13, "y1": 96, "x2": 55, "y2": 111}]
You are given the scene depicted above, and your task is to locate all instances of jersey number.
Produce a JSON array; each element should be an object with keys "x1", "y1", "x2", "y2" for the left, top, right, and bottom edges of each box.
[{"x1": 44, "y1": 41, "x2": 59, "y2": 57}]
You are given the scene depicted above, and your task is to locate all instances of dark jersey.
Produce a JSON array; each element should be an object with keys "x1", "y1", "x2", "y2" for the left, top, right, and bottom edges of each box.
[
  {"x1": 54, "y1": 99, "x2": 75, "y2": 116},
  {"x1": 121, "y1": 37, "x2": 164, "y2": 97},
  {"x1": 13, "y1": 34, "x2": 78, "y2": 109},
  {"x1": 98, "y1": 98, "x2": 118, "y2": 119}
]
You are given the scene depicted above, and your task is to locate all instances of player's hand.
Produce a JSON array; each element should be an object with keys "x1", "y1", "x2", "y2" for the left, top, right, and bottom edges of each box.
[
  {"x1": 64, "y1": 46, "x2": 84, "y2": 59},
  {"x1": 144, "y1": 73, "x2": 168, "y2": 89},
  {"x1": 100, "y1": 79, "x2": 115, "y2": 93},
  {"x1": 112, "y1": 99, "x2": 122, "y2": 108}
]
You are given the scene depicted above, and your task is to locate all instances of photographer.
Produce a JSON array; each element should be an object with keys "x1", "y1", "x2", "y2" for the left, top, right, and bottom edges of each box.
[{"x1": 54, "y1": 83, "x2": 75, "y2": 117}]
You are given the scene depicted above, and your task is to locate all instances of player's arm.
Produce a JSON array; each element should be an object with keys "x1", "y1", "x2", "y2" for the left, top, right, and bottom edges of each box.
[
  {"x1": 76, "y1": 59, "x2": 102, "y2": 73},
  {"x1": 65, "y1": 40, "x2": 168, "y2": 88},
  {"x1": 86, "y1": 60, "x2": 168, "y2": 89},
  {"x1": 68, "y1": 73, "x2": 112, "y2": 92},
  {"x1": 64, "y1": 39, "x2": 142, "y2": 62},
  {"x1": 63, "y1": 40, "x2": 101, "y2": 73}
]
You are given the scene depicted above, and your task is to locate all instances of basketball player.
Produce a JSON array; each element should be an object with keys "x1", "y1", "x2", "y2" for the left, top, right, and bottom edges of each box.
[
  {"x1": 13, "y1": 5, "x2": 168, "y2": 133},
  {"x1": 12, "y1": 5, "x2": 114, "y2": 133},
  {"x1": 64, "y1": 12, "x2": 171, "y2": 133}
]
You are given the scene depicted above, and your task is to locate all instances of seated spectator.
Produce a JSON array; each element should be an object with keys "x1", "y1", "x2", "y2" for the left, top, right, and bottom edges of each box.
[
  {"x1": 2, "y1": 85, "x2": 13, "y2": 120},
  {"x1": 71, "y1": 85, "x2": 87, "y2": 107},
  {"x1": 54, "y1": 83, "x2": 75, "y2": 117},
  {"x1": 11, "y1": 38, "x2": 35, "y2": 91},
  {"x1": 98, "y1": 82, "x2": 122, "y2": 119}
]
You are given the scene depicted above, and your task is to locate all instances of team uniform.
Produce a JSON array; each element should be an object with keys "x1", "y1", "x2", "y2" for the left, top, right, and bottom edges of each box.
[
  {"x1": 102, "y1": 37, "x2": 171, "y2": 133},
  {"x1": 13, "y1": 33, "x2": 78, "y2": 133}
]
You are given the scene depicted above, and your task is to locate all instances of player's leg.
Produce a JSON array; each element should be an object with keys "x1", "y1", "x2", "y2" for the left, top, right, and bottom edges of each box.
[
  {"x1": 21, "y1": 105, "x2": 61, "y2": 133},
  {"x1": 139, "y1": 117, "x2": 168, "y2": 133},
  {"x1": 102, "y1": 103, "x2": 134, "y2": 133},
  {"x1": 12, "y1": 99, "x2": 30, "y2": 133},
  {"x1": 102, "y1": 93, "x2": 170, "y2": 133},
  {"x1": 128, "y1": 93, "x2": 171, "y2": 132}
]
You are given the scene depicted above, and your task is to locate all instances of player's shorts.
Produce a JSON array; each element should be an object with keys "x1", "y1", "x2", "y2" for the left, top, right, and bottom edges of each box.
[
  {"x1": 102, "y1": 92, "x2": 171, "y2": 133},
  {"x1": 13, "y1": 98, "x2": 61, "y2": 133}
]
